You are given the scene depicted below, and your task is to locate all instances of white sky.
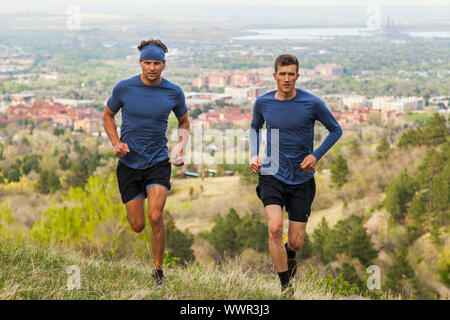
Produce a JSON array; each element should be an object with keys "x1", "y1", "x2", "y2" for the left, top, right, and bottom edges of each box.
[{"x1": 1, "y1": 0, "x2": 449, "y2": 7}]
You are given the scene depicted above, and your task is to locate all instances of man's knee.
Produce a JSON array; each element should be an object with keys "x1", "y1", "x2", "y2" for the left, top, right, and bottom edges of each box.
[
  {"x1": 149, "y1": 209, "x2": 164, "y2": 226},
  {"x1": 130, "y1": 221, "x2": 145, "y2": 233},
  {"x1": 288, "y1": 236, "x2": 304, "y2": 252},
  {"x1": 268, "y1": 222, "x2": 283, "y2": 239}
]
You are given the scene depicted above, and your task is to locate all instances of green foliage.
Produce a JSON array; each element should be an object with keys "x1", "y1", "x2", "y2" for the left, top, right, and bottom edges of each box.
[
  {"x1": 207, "y1": 209, "x2": 241, "y2": 257},
  {"x1": 406, "y1": 192, "x2": 428, "y2": 233},
  {"x1": 438, "y1": 250, "x2": 450, "y2": 287},
  {"x1": 383, "y1": 248, "x2": 418, "y2": 297},
  {"x1": 312, "y1": 215, "x2": 378, "y2": 266},
  {"x1": 299, "y1": 232, "x2": 313, "y2": 259},
  {"x1": 397, "y1": 113, "x2": 448, "y2": 149},
  {"x1": 376, "y1": 137, "x2": 390, "y2": 160},
  {"x1": 431, "y1": 162, "x2": 449, "y2": 215},
  {"x1": 30, "y1": 173, "x2": 150, "y2": 259},
  {"x1": 312, "y1": 217, "x2": 332, "y2": 261},
  {"x1": 404, "y1": 112, "x2": 435, "y2": 127},
  {"x1": 235, "y1": 212, "x2": 269, "y2": 253},
  {"x1": 417, "y1": 149, "x2": 444, "y2": 190},
  {"x1": 66, "y1": 151, "x2": 102, "y2": 188},
  {"x1": 397, "y1": 127, "x2": 424, "y2": 149},
  {"x1": 423, "y1": 113, "x2": 448, "y2": 146},
  {"x1": 165, "y1": 211, "x2": 195, "y2": 265},
  {"x1": 5, "y1": 167, "x2": 21, "y2": 182},
  {"x1": 53, "y1": 127, "x2": 65, "y2": 136},
  {"x1": 383, "y1": 169, "x2": 417, "y2": 223},
  {"x1": 0, "y1": 202, "x2": 17, "y2": 240},
  {"x1": 190, "y1": 108, "x2": 203, "y2": 119},
  {"x1": 429, "y1": 221, "x2": 442, "y2": 245},
  {"x1": 330, "y1": 154, "x2": 349, "y2": 188},
  {"x1": 21, "y1": 154, "x2": 41, "y2": 175},
  {"x1": 163, "y1": 251, "x2": 180, "y2": 268},
  {"x1": 304, "y1": 266, "x2": 383, "y2": 299},
  {"x1": 205, "y1": 209, "x2": 268, "y2": 258},
  {"x1": 58, "y1": 154, "x2": 72, "y2": 171},
  {"x1": 35, "y1": 169, "x2": 61, "y2": 194}
]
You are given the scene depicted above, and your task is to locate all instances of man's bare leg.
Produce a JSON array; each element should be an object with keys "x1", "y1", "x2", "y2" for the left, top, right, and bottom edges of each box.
[
  {"x1": 125, "y1": 196, "x2": 146, "y2": 233},
  {"x1": 265, "y1": 204, "x2": 288, "y2": 273},
  {"x1": 146, "y1": 185, "x2": 168, "y2": 271},
  {"x1": 287, "y1": 220, "x2": 307, "y2": 252}
]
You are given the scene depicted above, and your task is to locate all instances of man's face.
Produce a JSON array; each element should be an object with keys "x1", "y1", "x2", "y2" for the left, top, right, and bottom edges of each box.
[
  {"x1": 273, "y1": 64, "x2": 299, "y2": 95},
  {"x1": 140, "y1": 59, "x2": 165, "y2": 82}
]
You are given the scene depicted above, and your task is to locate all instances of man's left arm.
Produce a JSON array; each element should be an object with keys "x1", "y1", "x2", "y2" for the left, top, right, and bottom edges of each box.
[{"x1": 301, "y1": 99, "x2": 343, "y2": 173}]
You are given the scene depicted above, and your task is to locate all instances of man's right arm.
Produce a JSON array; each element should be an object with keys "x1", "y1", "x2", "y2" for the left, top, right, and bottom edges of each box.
[
  {"x1": 250, "y1": 100, "x2": 263, "y2": 173},
  {"x1": 103, "y1": 104, "x2": 129, "y2": 158}
]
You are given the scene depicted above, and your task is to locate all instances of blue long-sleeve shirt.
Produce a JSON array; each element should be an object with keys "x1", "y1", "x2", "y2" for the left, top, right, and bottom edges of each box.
[{"x1": 250, "y1": 88, "x2": 342, "y2": 185}]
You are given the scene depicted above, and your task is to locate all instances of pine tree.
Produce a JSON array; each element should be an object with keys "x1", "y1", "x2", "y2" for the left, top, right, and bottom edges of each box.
[
  {"x1": 165, "y1": 211, "x2": 195, "y2": 264},
  {"x1": 207, "y1": 209, "x2": 241, "y2": 257},
  {"x1": 376, "y1": 137, "x2": 390, "y2": 160},
  {"x1": 407, "y1": 192, "x2": 428, "y2": 233},
  {"x1": 312, "y1": 217, "x2": 332, "y2": 263},
  {"x1": 397, "y1": 128, "x2": 423, "y2": 149},
  {"x1": 423, "y1": 113, "x2": 448, "y2": 146},
  {"x1": 330, "y1": 154, "x2": 349, "y2": 188},
  {"x1": 383, "y1": 169, "x2": 417, "y2": 223},
  {"x1": 384, "y1": 248, "x2": 417, "y2": 296}
]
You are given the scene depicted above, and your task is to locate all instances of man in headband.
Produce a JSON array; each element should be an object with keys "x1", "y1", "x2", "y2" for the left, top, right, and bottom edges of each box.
[{"x1": 103, "y1": 39, "x2": 190, "y2": 285}]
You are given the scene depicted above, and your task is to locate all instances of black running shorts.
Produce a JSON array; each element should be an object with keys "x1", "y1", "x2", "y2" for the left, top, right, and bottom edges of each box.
[
  {"x1": 116, "y1": 159, "x2": 171, "y2": 204},
  {"x1": 256, "y1": 174, "x2": 316, "y2": 223}
]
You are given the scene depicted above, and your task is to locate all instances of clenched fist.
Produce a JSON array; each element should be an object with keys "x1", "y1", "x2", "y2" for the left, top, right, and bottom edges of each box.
[
  {"x1": 113, "y1": 141, "x2": 130, "y2": 158},
  {"x1": 300, "y1": 154, "x2": 317, "y2": 173},
  {"x1": 250, "y1": 156, "x2": 262, "y2": 174}
]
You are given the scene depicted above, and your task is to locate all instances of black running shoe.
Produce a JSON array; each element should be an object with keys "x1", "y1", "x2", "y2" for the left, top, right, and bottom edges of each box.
[
  {"x1": 281, "y1": 282, "x2": 294, "y2": 297},
  {"x1": 283, "y1": 237, "x2": 297, "y2": 280},
  {"x1": 152, "y1": 269, "x2": 164, "y2": 285}
]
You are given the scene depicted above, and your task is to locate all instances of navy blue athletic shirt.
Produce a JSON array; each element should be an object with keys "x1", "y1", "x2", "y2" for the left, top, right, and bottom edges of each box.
[
  {"x1": 251, "y1": 88, "x2": 342, "y2": 185},
  {"x1": 107, "y1": 75, "x2": 188, "y2": 170}
]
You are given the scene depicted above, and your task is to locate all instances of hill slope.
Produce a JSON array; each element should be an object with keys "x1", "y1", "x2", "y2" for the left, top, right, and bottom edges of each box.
[{"x1": 0, "y1": 240, "x2": 340, "y2": 300}]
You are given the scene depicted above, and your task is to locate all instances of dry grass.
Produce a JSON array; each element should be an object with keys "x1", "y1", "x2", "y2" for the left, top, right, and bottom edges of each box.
[{"x1": 0, "y1": 240, "x2": 336, "y2": 300}]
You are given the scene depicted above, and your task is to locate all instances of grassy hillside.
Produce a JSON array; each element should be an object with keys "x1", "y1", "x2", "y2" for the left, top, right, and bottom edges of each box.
[{"x1": 0, "y1": 239, "x2": 343, "y2": 300}]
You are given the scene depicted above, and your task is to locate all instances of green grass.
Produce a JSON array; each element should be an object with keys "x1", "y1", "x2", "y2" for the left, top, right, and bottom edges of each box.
[
  {"x1": 0, "y1": 239, "x2": 338, "y2": 300},
  {"x1": 404, "y1": 112, "x2": 435, "y2": 127}
]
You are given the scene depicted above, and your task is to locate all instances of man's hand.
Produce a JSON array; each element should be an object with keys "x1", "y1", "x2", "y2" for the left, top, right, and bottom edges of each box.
[
  {"x1": 171, "y1": 145, "x2": 184, "y2": 167},
  {"x1": 250, "y1": 156, "x2": 262, "y2": 174},
  {"x1": 300, "y1": 154, "x2": 317, "y2": 173},
  {"x1": 113, "y1": 141, "x2": 130, "y2": 158}
]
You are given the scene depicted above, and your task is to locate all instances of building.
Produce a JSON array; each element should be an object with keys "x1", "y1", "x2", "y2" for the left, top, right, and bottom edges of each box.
[
  {"x1": 0, "y1": 100, "x2": 103, "y2": 133},
  {"x1": 208, "y1": 73, "x2": 231, "y2": 88},
  {"x1": 224, "y1": 86, "x2": 266, "y2": 102},
  {"x1": 314, "y1": 64, "x2": 344, "y2": 76},
  {"x1": 370, "y1": 96, "x2": 424, "y2": 112},
  {"x1": 342, "y1": 96, "x2": 368, "y2": 110},
  {"x1": 230, "y1": 71, "x2": 259, "y2": 87},
  {"x1": 192, "y1": 71, "x2": 260, "y2": 89}
]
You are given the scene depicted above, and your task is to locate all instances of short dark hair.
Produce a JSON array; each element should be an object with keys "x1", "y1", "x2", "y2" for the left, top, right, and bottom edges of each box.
[
  {"x1": 274, "y1": 54, "x2": 299, "y2": 73},
  {"x1": 137, "y1": 38, "x2": 168, "y2": 53}
]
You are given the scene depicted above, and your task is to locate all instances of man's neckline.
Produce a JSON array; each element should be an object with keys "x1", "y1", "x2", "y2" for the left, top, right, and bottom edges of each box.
[
  {"x1": 139, "y1": 74, "x2": 164, "y2": 87},
  {"x1": 273, "y1": 89, "x2": 298, "y2": 102}
]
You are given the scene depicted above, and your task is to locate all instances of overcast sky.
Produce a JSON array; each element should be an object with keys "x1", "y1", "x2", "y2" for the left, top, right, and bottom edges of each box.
[{"x1": 1, "y1": 0, "x2": 449, "y2": 9}]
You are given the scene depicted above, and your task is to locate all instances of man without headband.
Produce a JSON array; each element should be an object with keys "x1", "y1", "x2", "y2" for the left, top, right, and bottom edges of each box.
[
  {"x1": 250, "y1": 54, "x2": 342, "y2": 294},
  {"x1": 103, "y1": 38, "x2": 190, "y2": 285}
]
